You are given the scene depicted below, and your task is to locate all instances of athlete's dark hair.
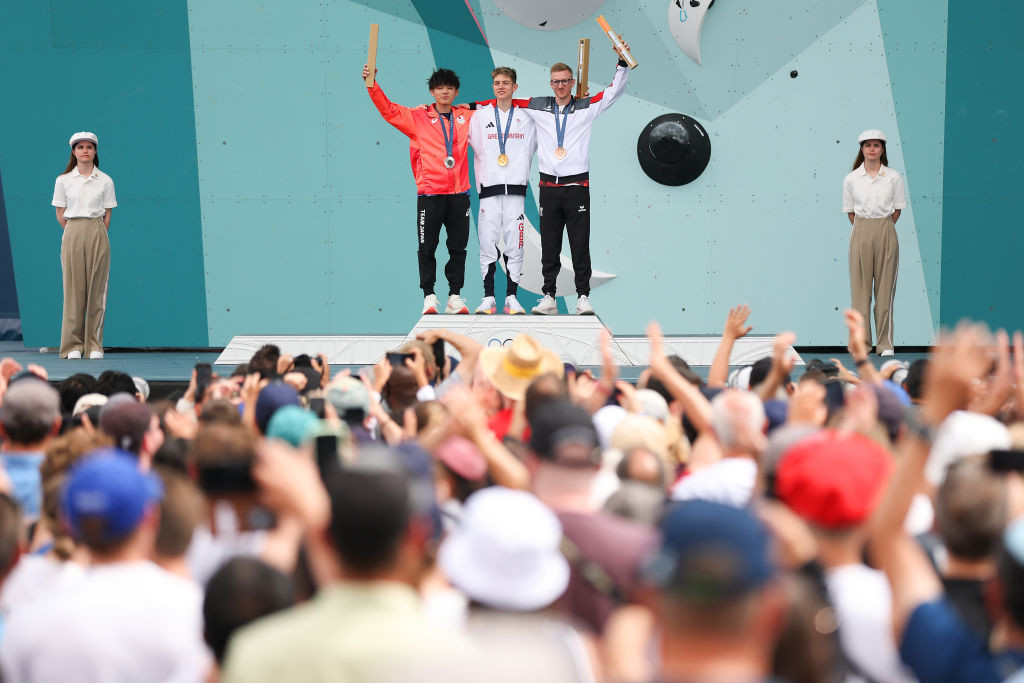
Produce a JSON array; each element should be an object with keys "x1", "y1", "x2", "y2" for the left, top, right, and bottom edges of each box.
[{"x1": 428, "y1": 68, "x2": 460, "y2": 90}]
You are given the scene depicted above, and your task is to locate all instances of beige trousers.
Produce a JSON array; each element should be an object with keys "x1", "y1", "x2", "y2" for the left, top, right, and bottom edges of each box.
[
  {"x1": 60, "y1": 217, "x2": 110, "y2": 358},
  {"x1": 849, "y1": 215, "x2": 898, "y2": 353}
]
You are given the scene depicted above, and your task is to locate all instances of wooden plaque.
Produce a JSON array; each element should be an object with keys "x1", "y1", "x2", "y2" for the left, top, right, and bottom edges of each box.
[{"x1": 365, "y1": 24, "x2": 379, "y2": 87}]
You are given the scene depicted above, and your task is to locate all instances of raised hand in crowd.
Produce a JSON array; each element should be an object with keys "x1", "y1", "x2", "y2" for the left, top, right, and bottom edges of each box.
[{"x1": 708, "y1": 304, "x2": 753, "y2": 387}]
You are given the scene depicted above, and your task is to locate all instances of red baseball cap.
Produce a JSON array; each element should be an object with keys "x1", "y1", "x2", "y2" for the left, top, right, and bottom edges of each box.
[{"x1": 776, "y1": 429, "x2": 893, "y2": 529}]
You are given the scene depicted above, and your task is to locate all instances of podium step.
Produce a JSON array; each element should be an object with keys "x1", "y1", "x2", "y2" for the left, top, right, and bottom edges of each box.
[{"x1": 217, "y1": 315, "x2": 802, "y2": 369}]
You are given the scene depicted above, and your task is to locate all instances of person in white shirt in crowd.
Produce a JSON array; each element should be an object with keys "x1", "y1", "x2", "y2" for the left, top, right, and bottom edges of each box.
[
  {"x1": 467, "y1": 67, "x2": 536, "y2": 315},
  {"x1": 671, "y1": 389, "x2": 766, "y2": 507},
  {"x1": 0, "y1": 450, "x2": 210, "y2": 682},
  {"x1": 842, "y1": 129, "x2": 907, "y2": 357},
  {"x1": 51, "y1": 132, "x2": 116, "y2": 360}
]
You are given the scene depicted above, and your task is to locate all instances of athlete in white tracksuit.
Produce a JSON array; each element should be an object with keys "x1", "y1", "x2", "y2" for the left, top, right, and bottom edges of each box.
[{"x1": 467, "y1": 67, "x2": 537, "y2": 314}]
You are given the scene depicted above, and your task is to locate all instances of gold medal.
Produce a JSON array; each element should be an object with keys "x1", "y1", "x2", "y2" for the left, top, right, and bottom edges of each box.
[
  {"x1": 497, "y1": 153, "x2": 509, "y2": 167},
  {"x1": 554, "y1": 147, "x2": 567, "y2": 160}
]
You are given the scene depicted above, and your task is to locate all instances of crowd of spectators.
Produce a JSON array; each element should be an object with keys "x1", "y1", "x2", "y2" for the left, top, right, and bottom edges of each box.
[{"x1": 0, "y1": 306, "x2": 1022, "y2": 682}]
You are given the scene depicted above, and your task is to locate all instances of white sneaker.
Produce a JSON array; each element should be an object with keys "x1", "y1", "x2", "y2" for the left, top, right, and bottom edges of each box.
[
  {"x1": 576, "y1": 295, "x2": 594, "y2": 315},
  {"x1": 504, "y1": 295, "x2": 525, "y2": 315},
  {"x1": 445, "y1": 294, "x2": 469, "y2": 315},
  {"x1": 89, "y1": 350, "x2": 104, "y2": 359},
  {"x1": 422, "y1": 294, "x2": 440, "y2": 315},
  {"x1": 531, "y1": 294, "x2": 558, "y2": 315},
  {"x1": 65, "y1": 350, "x2": 82, "y2": 360},
  {"x1": 878, "y1": 349, "x2": 895, "y2": 357},
  {"x1": 475, "y1": 296, "x2": 496, "y2": 314}
]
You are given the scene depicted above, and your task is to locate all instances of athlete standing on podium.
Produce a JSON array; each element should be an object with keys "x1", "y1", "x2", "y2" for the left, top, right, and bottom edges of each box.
[
  {"x1": 363, "y1": 63, "x2": 475, "y2": 315},
  {"x1": 521, "y1": 41, "x2": 631, "y2": 316},
  {"x1": 467, "y1": 67, "x2": 536, "y2": 315}
]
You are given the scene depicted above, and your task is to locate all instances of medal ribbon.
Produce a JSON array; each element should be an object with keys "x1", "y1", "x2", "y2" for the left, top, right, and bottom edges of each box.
[
  {"x1": 437, "y1": 108, "x2": 454, "y2": 162},
  {"x1": 494, "y1": 106, "x2": 514, "y2": 158},
  {"x1": 552, "y1": 98, "x2": 571, "y2": 151}
]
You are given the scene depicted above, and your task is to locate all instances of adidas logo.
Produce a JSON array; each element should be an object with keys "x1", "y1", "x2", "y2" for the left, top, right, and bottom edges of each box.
[
  {"x1": 517, "y1": 214, "x2": 524, "y2": 220},
  {"x1": 486, "y1": 122, "x2": 495, "y2": 128}
]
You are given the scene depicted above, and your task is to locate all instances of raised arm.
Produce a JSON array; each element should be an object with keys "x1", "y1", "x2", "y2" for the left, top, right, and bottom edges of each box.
[
  {"x1": 588, "y1": 43, "x2": 631, "y2": 117},
  {"x1": 416, "y1": 328, "x2": 483, "y2": 383},
  {"x1": 647, "y1": 321, "x2": 712, "y2": 435},
  {"x1": 708, "y1": 305, "x2": 753, "y2": 388},
  {"x1": 363, "y1": 64, "x2": 416, "y2": 138}
]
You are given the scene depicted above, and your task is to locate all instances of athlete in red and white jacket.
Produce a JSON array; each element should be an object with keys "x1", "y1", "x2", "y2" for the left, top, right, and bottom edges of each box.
[
  {"x1": 518, "y1": 51, "x2": 630, "y2": 315},
  {"x1": 466, "y1": 67, "x2": 537, "y2": 315},
  {"x1": 364, "y1": 64, "x2": 476, "y2": 315}
]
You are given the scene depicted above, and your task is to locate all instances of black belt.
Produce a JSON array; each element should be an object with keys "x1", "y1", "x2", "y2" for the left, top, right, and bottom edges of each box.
[
  {"x1": 479, "y1": 184, "x2": 527, "y2": 199},
  {"x1": 539, "y1": 171, "x2": 589, "y2": 185}
]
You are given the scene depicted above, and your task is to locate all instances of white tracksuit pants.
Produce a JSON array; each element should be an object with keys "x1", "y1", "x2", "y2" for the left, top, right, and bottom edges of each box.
[{"x1": 478, "y1": 194, "x2": 525, "y2": 294}]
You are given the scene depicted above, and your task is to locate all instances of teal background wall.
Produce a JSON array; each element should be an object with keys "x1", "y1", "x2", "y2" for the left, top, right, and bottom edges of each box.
[
  {"x1": 940, "y1": 3, "x2": 1024, "y2": 330},
  {"x1": 0, "y1": 0, "x2": 208, "y2": 347},
  {"x1": 8, "y1": 0, "x2": 1011, "y2": 348}
]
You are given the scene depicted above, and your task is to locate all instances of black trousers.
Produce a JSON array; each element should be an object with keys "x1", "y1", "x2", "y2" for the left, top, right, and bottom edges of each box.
[
  {"x1": 539, "y1": 185, "x2": 591, "y2": 297},
  {"x1": 417, "y1": 193, "x2": 470, "y2": 295}
]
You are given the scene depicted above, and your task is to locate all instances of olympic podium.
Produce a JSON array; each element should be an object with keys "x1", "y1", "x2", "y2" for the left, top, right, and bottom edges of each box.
[{"x1": 215, "y1": 315, "x2": 802, "y2": 368}]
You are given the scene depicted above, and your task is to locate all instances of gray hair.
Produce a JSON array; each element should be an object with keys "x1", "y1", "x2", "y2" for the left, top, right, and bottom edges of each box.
[{"x1": 711, "y1": 390, "x2": 766, "y2": 453}]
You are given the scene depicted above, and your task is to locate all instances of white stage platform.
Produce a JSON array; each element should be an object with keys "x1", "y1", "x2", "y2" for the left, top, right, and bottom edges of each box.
[{"x1": 215, "y1": 315, "x2": 803, "y2": 368}]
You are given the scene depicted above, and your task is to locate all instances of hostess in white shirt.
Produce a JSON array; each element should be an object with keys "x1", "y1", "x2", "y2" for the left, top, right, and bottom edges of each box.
[
  {"x1": 52, "y1": 167, "x2": 117, "y2": 219},
  {"x1": 841, "y1": 164, "x2": 906, "y2": 218}
]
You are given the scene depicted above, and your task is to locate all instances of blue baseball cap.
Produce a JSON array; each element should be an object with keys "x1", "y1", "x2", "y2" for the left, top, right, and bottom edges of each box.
[
  {"x1": 644, "y1": 500, "x2": 775, "y2": 603},
  {"x1": 62, "y1": 449, "x2": 164, "y2": 545},
  {"x1": 255, "y1": 382, "x2": 301, "y2": 433}
]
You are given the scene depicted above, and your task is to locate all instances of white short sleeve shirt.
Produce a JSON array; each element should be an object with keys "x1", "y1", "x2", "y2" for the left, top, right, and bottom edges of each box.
[
  {"x1": 52, "y1": 167, "x2": 117, "y2": 219},
  {"x1": 841, "y1": 164, "x2": 906, "y2": 218}
]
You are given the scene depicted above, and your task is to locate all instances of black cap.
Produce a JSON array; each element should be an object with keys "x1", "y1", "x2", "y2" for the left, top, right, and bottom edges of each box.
[{"x1": 528, "y1": 400, "x2": 599, "y2": 467}]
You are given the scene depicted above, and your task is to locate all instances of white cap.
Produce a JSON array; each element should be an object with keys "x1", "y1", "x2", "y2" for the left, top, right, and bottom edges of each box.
[
  {"x1": 926, "y1": 410, "x2": 1011, "y2": 486},
  {"x1": 69, "y1": 131, "x2": 98, "y2": 147},
  {"x1": 438, "y1": 487, "x2": 569, "y2": 611},
  {"x1": 857, "y1": 129, "x2": 886, "y2": 143}
]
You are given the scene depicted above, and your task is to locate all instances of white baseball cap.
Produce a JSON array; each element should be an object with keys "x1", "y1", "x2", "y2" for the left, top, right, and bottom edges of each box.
[
  {"x1": 69, "y1": 131, "x2": 98, "y2": 147},
  {"x1": 857, "y1": 129, "x2": 886, "y2": 143}
]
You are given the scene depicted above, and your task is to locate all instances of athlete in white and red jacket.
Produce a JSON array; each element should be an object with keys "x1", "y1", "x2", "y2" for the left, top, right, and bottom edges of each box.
[
  {"x1": 466, "y1": 67, "x2": 537, "y2": 315},
  {"x1": 518, "y1": 49, "x2": 630, "y2": 315},
  {"x1": 364, "y1": 63, "x2": 476, "y2": 315}
]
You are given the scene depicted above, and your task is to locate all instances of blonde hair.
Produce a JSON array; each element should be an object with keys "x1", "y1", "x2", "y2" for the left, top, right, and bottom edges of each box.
[
  {"x1": 491, "y1": 66, "x2": 517, "y2": 83},
  {"x1": 550, "y1": 62, "x2": 574, "y2": 77}
]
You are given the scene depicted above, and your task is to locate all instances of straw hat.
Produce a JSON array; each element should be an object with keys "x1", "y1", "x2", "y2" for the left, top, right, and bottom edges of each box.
[{"x1": 479, "y1": 335, "x2": 563, "y2": 401}]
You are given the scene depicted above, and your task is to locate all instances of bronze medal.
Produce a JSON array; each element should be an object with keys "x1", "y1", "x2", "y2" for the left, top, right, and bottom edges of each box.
[{"x1": 554, "y1": 147, "x2": 567, "y2": 160}]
